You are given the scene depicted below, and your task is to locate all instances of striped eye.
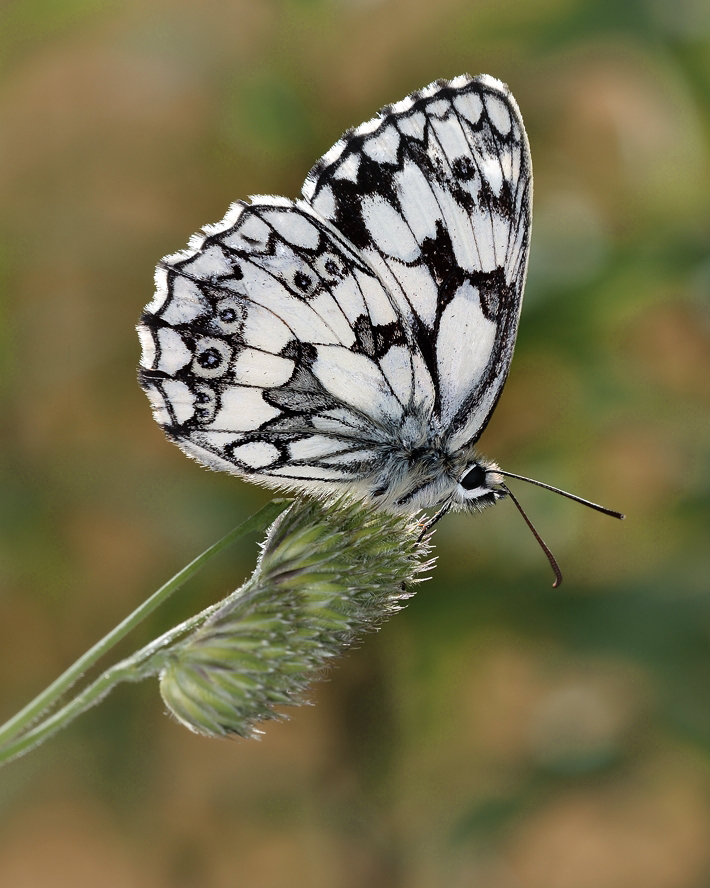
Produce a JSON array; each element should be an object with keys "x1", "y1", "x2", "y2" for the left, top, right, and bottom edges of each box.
[{"x1": 460, "y1": 464, "x2": 487, "y2": 491}]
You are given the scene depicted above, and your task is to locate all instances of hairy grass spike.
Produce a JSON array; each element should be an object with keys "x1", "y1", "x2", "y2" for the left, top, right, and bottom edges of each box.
[{"x1": 159, "y1": 495, "x2": 435, "y2": 739}]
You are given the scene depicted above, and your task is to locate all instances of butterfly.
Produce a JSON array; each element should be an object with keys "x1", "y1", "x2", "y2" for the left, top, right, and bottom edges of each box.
[{"x1": 137, "y1": 74, "x2": 622, "y2": 585}]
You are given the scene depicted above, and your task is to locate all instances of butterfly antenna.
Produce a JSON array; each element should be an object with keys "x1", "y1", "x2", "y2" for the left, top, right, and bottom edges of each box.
[
  {"x1": 495, "y1": 470, "x2": 625, "y2": 520},
  {"x1": 500, "y1": 483, "x2": 563, "y2": 588}
]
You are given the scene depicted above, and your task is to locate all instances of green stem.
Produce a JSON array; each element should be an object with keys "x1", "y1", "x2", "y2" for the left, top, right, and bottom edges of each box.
[
  {"x1": 0, "y1": 660, "x2": 139, "y2": 765},
  {"x1": 0, "y1": 570, "x2": 269, "y2": 767},
  {"x1": 0, "y1": 499, "x2": 291, "y2": 755}
]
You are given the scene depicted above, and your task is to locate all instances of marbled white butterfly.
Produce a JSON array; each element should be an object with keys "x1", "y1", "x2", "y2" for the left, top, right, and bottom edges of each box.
[{"x1": 137, "y1": 74, "x2": 623, "y2": 585}]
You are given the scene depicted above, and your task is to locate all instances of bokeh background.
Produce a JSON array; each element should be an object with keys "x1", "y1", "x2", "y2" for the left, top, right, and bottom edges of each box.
[{"x1": 1, "y1": 0, "x2": 709, "y2": 886}]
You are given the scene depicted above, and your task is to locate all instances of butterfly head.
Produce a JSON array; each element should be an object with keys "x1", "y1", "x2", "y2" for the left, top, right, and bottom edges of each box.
[{"x1": 452, "y1": 458, "x2": 507, "y2": 514}]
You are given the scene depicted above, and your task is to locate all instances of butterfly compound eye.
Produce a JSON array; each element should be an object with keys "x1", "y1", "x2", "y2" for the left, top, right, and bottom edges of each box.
[{"x1": 460, "y1": 464, "x2": 487, "y2": 491}]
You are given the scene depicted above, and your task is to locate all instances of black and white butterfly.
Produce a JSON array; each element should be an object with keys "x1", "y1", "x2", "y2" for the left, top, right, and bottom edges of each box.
[{"x1": 138, "y1": 74, "x2": 622, "y2": 583}]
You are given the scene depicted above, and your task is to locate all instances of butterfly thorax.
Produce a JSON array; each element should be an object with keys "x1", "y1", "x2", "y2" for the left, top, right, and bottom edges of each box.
[{"x1": 364, "y1": 417, "x2": 504, "y2": 514}]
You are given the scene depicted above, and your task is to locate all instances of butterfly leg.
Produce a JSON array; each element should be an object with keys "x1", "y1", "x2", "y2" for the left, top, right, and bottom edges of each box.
[{"x1": 418, "y1": 502, "x2": 451, "y2": 539}]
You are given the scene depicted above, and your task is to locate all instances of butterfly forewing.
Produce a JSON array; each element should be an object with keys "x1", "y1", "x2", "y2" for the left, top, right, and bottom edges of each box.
[{"x1": 302, "y1": 74, "x2": 532, "y2": 449}]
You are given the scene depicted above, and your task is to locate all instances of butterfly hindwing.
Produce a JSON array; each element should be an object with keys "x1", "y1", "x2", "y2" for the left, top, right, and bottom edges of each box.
[
  {"x1": 138, "y1": 198, "x2": 437, "y2": 492},
  {"x1": 302, "y1": 74, "x2": 532, "y2": 449}
]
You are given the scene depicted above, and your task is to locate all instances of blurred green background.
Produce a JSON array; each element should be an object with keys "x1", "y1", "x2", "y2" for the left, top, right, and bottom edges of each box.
[{"x1": 1, "y1": 0, "x2": 709, "y2": 885}]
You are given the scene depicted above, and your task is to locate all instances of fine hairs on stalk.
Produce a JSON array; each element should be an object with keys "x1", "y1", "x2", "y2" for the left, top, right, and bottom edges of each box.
[{"x1": 159, "y1": 495, "x2": 435, "y2": 739}]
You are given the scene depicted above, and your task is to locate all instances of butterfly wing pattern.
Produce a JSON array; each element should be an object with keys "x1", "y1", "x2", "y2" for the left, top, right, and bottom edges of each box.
[{"x1": 138, "y1": 74, "x2": 533, "y2": 514}]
